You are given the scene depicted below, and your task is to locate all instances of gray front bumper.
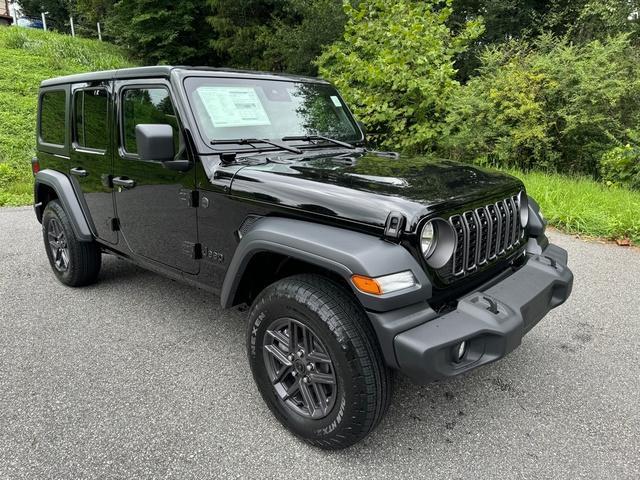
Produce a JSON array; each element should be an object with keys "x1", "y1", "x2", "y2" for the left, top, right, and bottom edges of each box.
[{"x1": 393, "y1": 243, "x2": 573, "y2": 383}]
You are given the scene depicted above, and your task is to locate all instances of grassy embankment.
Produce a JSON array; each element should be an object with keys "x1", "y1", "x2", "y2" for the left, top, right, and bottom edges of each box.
[
  {"x1": 0, "y1": 27, "x2": 133, "y2": 206},
  {"x1": 511, "y1": 169, "x2": 640, "y2": 246}
]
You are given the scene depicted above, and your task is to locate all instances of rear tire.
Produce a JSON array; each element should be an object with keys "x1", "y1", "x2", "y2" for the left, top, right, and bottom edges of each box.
[
  {"x1": 42, "y1": 200, "x2": 101, "y2": 287},
  {"x1": 247, "y1": 274, "x2": 392, "y2": 449}
]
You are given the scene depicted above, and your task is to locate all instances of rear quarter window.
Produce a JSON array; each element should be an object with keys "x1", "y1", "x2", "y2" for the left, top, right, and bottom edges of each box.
[{"x1": 40, "y1": 90, "x2": 67, "y2": 146}]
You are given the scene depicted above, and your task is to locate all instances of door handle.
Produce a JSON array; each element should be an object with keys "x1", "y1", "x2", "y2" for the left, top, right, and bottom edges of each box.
[
  {"x1": 112, "y1": 177, "x2": 136, "y2": 189},
  {"x1": 70, "y1": 167, "x2": 88, "y2": 177}
]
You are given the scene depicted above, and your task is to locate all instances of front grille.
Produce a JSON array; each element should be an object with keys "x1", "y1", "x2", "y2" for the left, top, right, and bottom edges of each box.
[{"x1": 446, "y1": 193, "x2": 525, "y2": 279}]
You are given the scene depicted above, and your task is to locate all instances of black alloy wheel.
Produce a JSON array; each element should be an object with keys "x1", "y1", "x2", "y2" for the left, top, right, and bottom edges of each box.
[
  {"x1": 46, "y1": 217, "x2": 69, "y2": 272},
  {"x1": 263, "y1": 317, "x2": 337, "y2": 420}
]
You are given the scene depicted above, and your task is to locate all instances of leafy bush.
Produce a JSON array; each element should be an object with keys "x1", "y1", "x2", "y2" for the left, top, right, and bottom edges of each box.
[
  {"x1": 317, "y1": 0, "x2": 483, "y2": 152},
  {"x1": 0, "y1": 27, "x2": 133, "y2": 206},
  {"x1": 441, "y1": 34, "x2": 640, "y2": 176},
  {"x1": 600, "y1": 144, "x2": 640, "y2": 190}
]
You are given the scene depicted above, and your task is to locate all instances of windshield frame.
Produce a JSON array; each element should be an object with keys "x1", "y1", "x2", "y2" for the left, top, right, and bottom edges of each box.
[{"x1": 181, "y1": 74, "x2": 365, "y2": 153}]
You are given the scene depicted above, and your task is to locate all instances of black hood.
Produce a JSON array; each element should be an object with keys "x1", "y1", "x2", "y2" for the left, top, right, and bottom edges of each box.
[{"x1": 228, "y1": 150, "x2": 524, "y2": 232}]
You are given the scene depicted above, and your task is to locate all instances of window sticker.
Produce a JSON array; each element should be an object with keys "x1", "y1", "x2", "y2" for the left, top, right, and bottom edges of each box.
[
  {"x1": 195, "y1": 86, "x2": 271, "y2": 128},
  {"x1": 330, "y1": 95, "x2": 343, "y2": 107}
]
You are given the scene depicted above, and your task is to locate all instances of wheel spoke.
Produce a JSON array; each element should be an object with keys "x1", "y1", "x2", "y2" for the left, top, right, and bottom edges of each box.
[
  {"x1": 266, "y1": 329, "x2": 290, "y2": 350},
  {"x1": 272, "y1": 365, "x2": 292, "y2": 385},
  {"x1": 307, "y1": 351, "x2": 331, "y2": 364},
  {"x1": 60, "y1": 249, "x2": 69, "y2": 269},
  {"x1": 283, "y1": 380, "x2": 300, "y2": 401},
  {"x1": 288, "y1": 320, "x2": 297, "y2": 353},
  {"x1": 264, "y1": 344, "x2": 292, "y2": 367},
  {"x1": 299, "y1": 382, "x2": 316, "y2": 417},
  {"x1": 312, "y1": 383, "x2": 329, "y2": 415},
  {"x1": 298, "y1": 324, "x2": 308, "y2": 354},
  {"x1": 308, "y1": 372, "x2": 335, "y2": 385}
]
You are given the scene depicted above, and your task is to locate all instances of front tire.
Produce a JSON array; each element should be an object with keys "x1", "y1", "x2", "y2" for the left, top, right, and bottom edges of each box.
[
  {"x1": 247, "y1": 274, "x2": 392, "y2": 449},
  {"x1": 42, "y1": 200, "x2": 101, "y2": 287}
]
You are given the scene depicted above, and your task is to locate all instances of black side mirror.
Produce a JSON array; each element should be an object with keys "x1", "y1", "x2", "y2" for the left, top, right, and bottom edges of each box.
[
  {"x1": 135, "y1": 124, "x2": 191, "y2": 172},
  {"x1": 135, "y1": 124, "x2": 174, "y2": 162}
]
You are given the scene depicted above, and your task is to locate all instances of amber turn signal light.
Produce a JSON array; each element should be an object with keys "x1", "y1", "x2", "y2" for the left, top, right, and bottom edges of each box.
[
  {"x1": 351, "y1": 275, "x2": 383, "y2": 295},
  {"x1": 351, "y1": 271, "x2": 418, "y2": 296}
]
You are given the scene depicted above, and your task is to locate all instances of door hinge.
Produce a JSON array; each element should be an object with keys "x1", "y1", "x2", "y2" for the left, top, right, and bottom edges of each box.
[
  {"x1": 111, "y1": 218, "x2": 120, "y2": 231},
  {"x1": 179, "y1": 189, "x2": 199, "y2": 208},
  {"x1": 182, "y1": 241, "x2": 202, "y2": 259}
]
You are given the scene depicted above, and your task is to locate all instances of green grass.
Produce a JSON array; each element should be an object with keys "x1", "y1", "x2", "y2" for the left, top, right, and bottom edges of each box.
[
  {"x1": 509, "y1": 169, "x2": 640, "y2": 246},
  {"x1": 0, "y1": 27, "x2": 135, "y2": 206}
]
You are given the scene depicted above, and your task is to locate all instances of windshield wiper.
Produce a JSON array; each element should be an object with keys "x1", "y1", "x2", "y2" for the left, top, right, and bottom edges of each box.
[
  {"x1": 281, "y1": 135, "x2": 355, "y2": 149},
  {"x1": 211, "y1": 138, "x2": 302, "y2": 154}
]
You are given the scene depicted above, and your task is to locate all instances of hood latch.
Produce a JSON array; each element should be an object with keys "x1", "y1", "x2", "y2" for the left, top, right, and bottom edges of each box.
[{"x1": 384, "y1": 211, "x2": 406, "y2": 241}]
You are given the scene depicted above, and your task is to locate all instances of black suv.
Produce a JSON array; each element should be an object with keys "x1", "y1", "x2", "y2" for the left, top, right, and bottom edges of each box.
[{"x1": 33, "y1": 67, "x2": 573, "y2": 449}]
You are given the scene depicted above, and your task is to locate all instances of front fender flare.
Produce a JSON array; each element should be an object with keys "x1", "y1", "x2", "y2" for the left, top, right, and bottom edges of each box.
[
  {"x1": 220, "y1": 217, "x2": 432, "y2": 312},
  {"x1": 34, "y1": 169, "x2": 93, "y2": 241}
]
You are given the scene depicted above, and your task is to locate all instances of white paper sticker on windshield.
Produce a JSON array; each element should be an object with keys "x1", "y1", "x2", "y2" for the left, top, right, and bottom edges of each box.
[
  {"x1": 330, "y1": 95, "x2": 342, "y2": 107},
  {"x1": 195, "y1": 86, "x2": 271, "y2": 128}
]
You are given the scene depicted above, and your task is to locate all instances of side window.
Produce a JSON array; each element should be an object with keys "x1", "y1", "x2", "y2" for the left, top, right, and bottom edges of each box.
[
  {"x1": 74, "y1": 89, "x2": 109, "y2": 150},
  {"x1": 40, "y1": 90, "x2": 67, "y2": 146},
  {"x1": 122, "y1": 87, "x2": 179, "y2": 156}
]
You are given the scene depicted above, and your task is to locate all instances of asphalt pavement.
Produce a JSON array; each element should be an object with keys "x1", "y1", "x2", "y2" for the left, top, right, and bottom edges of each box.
[{"x1": 1, "y1": 206, "x2": 638, "y2": 479}]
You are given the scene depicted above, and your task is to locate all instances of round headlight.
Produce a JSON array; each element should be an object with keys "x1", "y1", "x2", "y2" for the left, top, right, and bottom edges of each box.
[
  {"x1": 420, "y1": 221, "x2": 436, "y2": 257},
  {"x1": 420, "y1": 218, "x2": 456, "y2": 269},
  {"x1": 518, "y1": 191, "x2": 529, "y2": 228}
]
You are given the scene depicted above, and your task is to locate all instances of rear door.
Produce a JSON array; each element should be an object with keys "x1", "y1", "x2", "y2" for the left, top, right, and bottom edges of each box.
[
  {"x1": 68, "y1": 81, "x2": 117, "y2": 243},
  {"x1": 112, "y1": 79, "x2": 198, "y2": 274}
]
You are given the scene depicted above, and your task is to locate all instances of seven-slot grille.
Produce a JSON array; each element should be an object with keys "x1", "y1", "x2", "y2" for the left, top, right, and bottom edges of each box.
[{"x1": 448, "y1": 193, "x2": 525, "y2": 278}]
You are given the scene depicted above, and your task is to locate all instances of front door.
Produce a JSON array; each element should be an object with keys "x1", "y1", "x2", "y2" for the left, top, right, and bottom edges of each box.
[
  {"x1": 112, "y1": 79, "x2": 198, "y2": 274},
  {"x1": 69, "y1": 81, "x2": 117, "y2": 243}
]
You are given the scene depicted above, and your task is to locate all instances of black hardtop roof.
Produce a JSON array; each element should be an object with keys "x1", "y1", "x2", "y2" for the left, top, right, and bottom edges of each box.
[{"x1": 40, "y1": 66, "x2": 329, "y2": 87}]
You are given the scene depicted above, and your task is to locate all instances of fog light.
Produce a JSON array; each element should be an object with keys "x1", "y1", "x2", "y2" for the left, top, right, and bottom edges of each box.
[{"x1": 452, "y1": 341, "x2": 467, "y2": 363}]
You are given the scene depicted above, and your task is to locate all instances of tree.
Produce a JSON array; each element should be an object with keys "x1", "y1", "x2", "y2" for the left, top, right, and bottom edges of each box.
[
  {"x1": 449, "y1": 0, "x2": 640, "y2": 79},
  {"x1": 317, "y1": 0, "x2": 483, "y2": 152},
  {"x1": 106, "y1": 0, "x2": 217, "y2": 66},
  {"x1": 262, "y1": 0, "x2": 348, "y2": 75},
  {"x1": 206, "y1": 0, "x2": 346, "y2": 75}
]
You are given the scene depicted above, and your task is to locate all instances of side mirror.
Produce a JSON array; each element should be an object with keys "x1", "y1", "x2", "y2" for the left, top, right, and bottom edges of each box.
[
  {"x1": 135, "y1": 124, "x2": 175, "y2": 162},
  {"x1": 135, "y1": 124, "x2": 191, "y2": 172}
]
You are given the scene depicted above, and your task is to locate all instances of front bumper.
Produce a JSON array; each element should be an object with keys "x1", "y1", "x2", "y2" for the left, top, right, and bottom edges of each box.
[{"x1": 389, "y1": 243, "x2": 573, "y2": 383}]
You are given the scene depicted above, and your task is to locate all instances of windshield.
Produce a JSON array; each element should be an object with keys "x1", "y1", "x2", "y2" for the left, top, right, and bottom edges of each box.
[{"x1": 183, "y1": 77, "x2": 361, "y2": 148}]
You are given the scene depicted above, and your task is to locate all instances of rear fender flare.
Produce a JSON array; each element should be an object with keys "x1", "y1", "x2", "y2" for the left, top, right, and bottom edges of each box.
[{"x1": 34, "y1": 169, "x2": 94, "y2": 241}]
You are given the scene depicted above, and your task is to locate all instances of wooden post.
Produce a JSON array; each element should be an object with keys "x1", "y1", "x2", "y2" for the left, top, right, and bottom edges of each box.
[
  {"x1": 97, "y1": 22, "x2": 102, "y2": 41},
  {"x1": 41, "y1": 12, "x2": 47, "y2": 31},
  {"x1": 70, "y1": 16, "x2": 74, "y2": 36}
]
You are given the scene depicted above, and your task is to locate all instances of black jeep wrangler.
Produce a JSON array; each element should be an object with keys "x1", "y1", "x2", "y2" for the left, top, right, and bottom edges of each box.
[{"x1": 33, "y1": 67, "x2": 573, "y2": 449}]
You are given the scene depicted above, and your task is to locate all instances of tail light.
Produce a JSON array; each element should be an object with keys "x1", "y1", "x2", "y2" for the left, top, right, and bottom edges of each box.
[{"x1": 31, "y1": 157, "x2": 40, "y2": 175}]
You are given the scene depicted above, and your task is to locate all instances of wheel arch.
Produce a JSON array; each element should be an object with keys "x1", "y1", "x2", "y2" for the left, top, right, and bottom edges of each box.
[
  {"x1": 220, "y1": 217, "x2": 432, "y2": 312},
  {"x1": 34, "y1": 169, "x2": 94, "y2": 241}
]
